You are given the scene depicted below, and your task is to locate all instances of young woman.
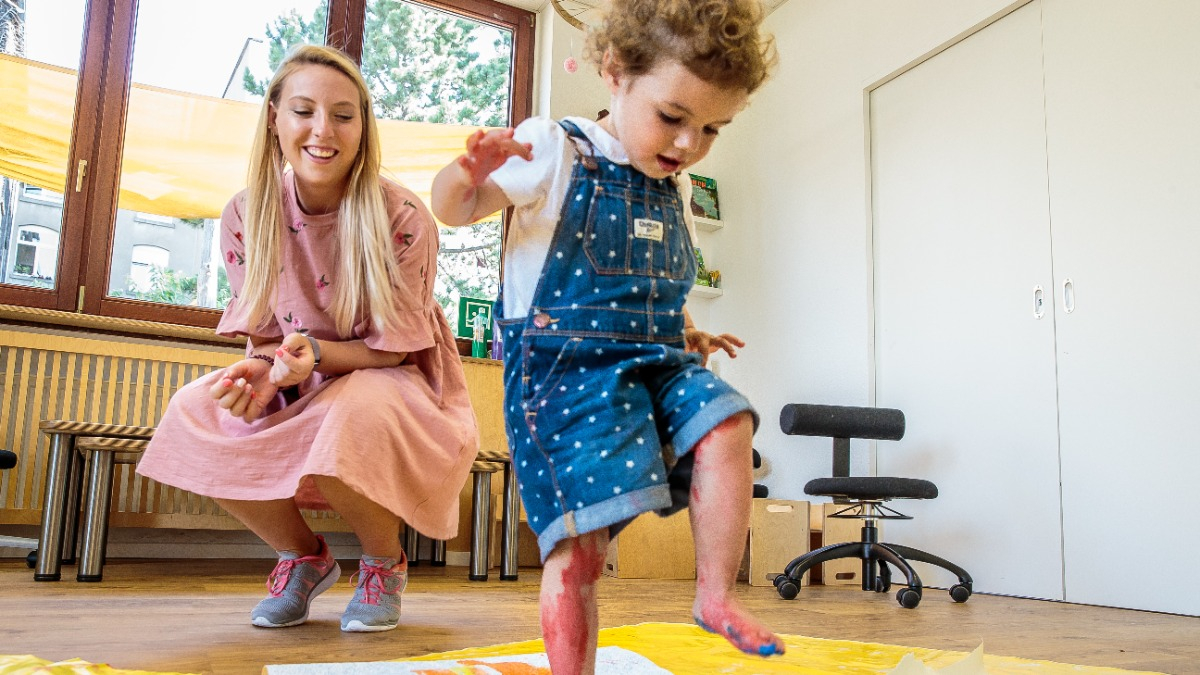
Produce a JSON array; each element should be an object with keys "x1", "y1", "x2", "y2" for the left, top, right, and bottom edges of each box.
[{"x1": 138, "y1": 45, "x2": 478, "y2": 634}]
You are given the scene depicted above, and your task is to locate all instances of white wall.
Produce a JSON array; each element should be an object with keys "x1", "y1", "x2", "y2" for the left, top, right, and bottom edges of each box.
[
  {"x1": 534, "y1": 9, "x2": 612, "y2": 121},
  {"x1": 533, "y1": 1, "x2": 1030, "y2": 498},
  {"x1": 702, "y1": 0, "x2": 1024, "y2": 498}
]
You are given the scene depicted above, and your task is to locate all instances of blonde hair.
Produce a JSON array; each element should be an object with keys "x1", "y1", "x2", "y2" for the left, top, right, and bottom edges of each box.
[
  {"x1": 585, "y1": 0, "x2": 776, "y2": 94},
  {"x1": 241, "y1": 44, "x2": 403, "y2": 338}
]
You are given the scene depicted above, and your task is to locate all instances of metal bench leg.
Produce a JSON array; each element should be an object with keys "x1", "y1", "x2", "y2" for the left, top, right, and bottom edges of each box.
[
  {"x1": 468, "y1": 470, "x2": 492, "y2": 581},
  {"x1": 500, "y1": 462, "x2": 520, "y2": 580},
  {"x1": 403, "y1": 524, "x2": 420, "y2": 566},
  {"x1": 77, "y1": 449, "x2": 116, "y2": 582},
  {"x1": 431, "y1": 538, "x2": 447, "y2": 566},
  {"x1": 60, "y1": 443, "x2": 86, "y2": 565},
  {"x1": 34, "y1": 434, "x2": 75, "y2": 581}
]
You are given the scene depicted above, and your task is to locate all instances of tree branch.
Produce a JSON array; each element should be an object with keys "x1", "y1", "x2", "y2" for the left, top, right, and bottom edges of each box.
[{"x1": 439, "y1": 243, "x2": 497, "y2": 255}]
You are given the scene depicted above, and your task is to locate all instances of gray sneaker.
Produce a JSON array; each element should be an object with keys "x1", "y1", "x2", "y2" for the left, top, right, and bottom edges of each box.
[
  {"x1": 340, "y1": 553, "x2": 408, "y2": 632},
  {"x1": 251, "y1": 535, "x2": 341, "y2": 628}
]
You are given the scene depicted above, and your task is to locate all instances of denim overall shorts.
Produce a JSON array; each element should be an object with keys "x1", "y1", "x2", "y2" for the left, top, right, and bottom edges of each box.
[{"x1": 496, "y1": 120, "x2": 758, "y2": 560}]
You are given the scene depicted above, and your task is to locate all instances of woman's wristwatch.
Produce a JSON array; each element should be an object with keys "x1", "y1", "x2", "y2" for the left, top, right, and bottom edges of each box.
[{"x1": 304, "y1": 334, "x2": 321, "y2": 367}]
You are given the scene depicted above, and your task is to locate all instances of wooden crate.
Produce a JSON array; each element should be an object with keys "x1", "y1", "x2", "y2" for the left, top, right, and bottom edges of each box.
[
  {"x1": 748, "y1": 499, "x2": 809, "y2": 587},
  {"x1": 603, "y1": 509, "x2": 695, "y2": 580}
]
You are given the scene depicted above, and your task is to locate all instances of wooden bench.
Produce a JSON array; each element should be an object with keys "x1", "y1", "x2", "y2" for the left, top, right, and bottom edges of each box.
[
  {"x1": 34, "y1": 420, "x2": 519, "y2": 582},
  {"x1": 34, "y1": 421, "x2": 155, "y2": 582}
]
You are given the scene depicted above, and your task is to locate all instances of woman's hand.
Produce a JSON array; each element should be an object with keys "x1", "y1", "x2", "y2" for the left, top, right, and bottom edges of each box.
[
  {"x1": 684, "y1": 327, "x2": 746, "y2": 367},
  {"x1": 457, "y1": 128, "x2": 533, "y2": 187},
  {"x1": 270, "y1": 332, "x2": 318, "y2": 388},
  {"x1": 209, "y1": 357, "x2": 278, "y2": 423}
]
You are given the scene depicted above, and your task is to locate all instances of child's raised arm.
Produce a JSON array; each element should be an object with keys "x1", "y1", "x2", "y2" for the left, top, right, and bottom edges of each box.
[{"x1": 432, "y1": 128, "x2": 532, "y2": 226}]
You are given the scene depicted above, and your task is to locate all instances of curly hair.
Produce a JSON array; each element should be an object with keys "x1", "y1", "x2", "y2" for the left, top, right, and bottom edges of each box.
[{"x1": 584, "y1": 0, "x2": 777, "y2": 94}]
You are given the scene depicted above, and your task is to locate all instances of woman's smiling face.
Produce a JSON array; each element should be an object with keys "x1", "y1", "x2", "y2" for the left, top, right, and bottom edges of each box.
[{"x1": 269, "y1": 63, "x2": 364, "y2": 214}]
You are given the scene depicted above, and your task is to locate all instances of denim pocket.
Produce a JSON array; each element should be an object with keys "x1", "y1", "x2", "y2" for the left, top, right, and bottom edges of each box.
[
  {"x1": 521, "y1": 337, "x2": 583, "y2": 405},
  {"x1": 583, "y1": 184, "x2": 691, "y2": 280}
]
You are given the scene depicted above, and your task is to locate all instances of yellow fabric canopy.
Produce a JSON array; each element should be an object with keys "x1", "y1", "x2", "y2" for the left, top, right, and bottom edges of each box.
[{"x1": 0, "y1": 52, "x2": 481, "y2": 221}]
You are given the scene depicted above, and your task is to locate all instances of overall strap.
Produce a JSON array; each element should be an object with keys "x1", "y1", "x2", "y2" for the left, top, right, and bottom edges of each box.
[{"x1": 558, "y1": 120, "x2": 600, "y2": 171}]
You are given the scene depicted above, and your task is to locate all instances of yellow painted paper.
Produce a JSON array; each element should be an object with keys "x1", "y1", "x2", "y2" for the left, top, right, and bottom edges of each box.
[{"x1": 0, "y1": 622, "x2": 1168, "y2": 675}]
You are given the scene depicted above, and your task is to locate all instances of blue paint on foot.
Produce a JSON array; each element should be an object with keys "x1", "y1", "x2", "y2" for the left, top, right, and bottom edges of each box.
[{"x1": 695, "y1": 615, "x2": 780, "y2": 658}]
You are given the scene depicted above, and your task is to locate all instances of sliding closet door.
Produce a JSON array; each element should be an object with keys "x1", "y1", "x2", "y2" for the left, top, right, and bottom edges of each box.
[
  {"x1": 1042, "y1": 0, "x2": 1200, "y2": 616},
  {"x1": 871, "y1": 2, "x2": 1064, "y2": 599}
]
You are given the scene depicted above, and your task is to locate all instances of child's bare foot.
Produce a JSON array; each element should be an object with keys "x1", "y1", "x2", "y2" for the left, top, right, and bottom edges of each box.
[{"x1": 693, "y1": 595, "x2": 785, "y2": 657}]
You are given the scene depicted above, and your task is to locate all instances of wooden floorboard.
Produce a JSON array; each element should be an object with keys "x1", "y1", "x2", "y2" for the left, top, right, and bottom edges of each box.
[{"x1": 2, "y1": 559, "x2": 1197, "y2": 674}]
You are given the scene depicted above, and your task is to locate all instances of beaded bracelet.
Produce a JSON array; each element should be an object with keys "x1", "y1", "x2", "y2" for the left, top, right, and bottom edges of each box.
[{"x1": 250, "y1": 353, "x2": 275, "y2": 366}]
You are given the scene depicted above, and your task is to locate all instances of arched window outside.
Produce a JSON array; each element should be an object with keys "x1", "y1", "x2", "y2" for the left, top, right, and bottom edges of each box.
[
  {"x1": 12, "y1": 225, "x2": 59, "y2": 284},
  {"x1": 129, "y1": 244, "x2": 170, "y2": 292}
]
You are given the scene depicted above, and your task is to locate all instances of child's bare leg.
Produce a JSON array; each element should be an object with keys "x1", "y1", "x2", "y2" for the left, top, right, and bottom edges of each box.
[
  {"x1": 540, "y1": 530, "x2": 609, "y2": 675},
  {"x1": 690, "y1": 412, "x2": 785, "y2": 656}
]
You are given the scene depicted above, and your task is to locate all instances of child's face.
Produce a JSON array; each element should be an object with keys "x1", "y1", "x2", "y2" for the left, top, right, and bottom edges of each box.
[
  {"x1": 269, "y1": 64, "x2": 364, "y2": 214},
  {"x1": 600, "y1": 59, "x2": 748, "y2": 179}
]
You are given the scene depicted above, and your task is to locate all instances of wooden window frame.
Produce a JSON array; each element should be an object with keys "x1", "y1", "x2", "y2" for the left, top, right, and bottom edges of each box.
[{"x1": 1, "y1": 0, "x2": 534, "y2": 336}]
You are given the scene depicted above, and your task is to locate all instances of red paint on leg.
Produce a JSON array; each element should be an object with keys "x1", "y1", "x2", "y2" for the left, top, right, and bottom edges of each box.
[
  {"x1": 541, "y1": 535, "x2": 607, "y2": 674},
  {"x1": 689, "y1": 413, "x2": 783, "y2": 657}
]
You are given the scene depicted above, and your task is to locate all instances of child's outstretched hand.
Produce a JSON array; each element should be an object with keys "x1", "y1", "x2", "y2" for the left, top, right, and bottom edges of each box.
[
  {"x1": 684, "y1": 328, "x2": 746, "y2": 366},
  {"x1": 458, "y1": 128, "x2": 533, "y2": 186},
  {"x1": 270, "y1": 332, "x2": 318, "y2": 389},
  {"x1": 209, "y1": 357, "x2": 277, "y2": 424}
]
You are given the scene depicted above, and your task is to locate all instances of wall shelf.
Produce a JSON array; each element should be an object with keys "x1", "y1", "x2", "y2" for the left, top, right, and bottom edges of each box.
[
  {"x1": 688, "y1": 285, "x2": 723, "y2": 299},
  {"x1": 694, "y1": 216, "x2": 724, "y2": 232}
]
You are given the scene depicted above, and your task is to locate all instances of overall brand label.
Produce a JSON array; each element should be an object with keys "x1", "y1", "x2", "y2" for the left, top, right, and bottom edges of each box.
[{"x1": 633, "y1": 218, "x2": 664, "y2": 242}]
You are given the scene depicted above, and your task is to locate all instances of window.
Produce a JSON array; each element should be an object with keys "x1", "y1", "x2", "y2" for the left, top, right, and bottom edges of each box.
[
  {"x1": 11, "y1": 225, "x2": 59, "y2": 285},
  {"x1": 127, "y1": 244, "x2": 169, "y2": 293},
  {"x1": 21, "y1": 185, "x2": 64, "y2": 204},
  {"x1": 0, "y1": 0, "x2": 533, "y2": 332}
]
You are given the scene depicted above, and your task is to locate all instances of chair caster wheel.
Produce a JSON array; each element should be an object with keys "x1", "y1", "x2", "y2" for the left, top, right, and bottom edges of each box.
[
  {"x1": 873, "y1": 576, "x2": 891, "y2": 593},
  {"x1": 949, "y1": 583, "x2": 972, "y2": 603},
  {"x1": 773, "y1": 575, "x2": 799, "y2": 600},
  {"x1": 26, "y1": 550, "x2": 37, "y2": 569},
  {"x1": 896, "y1": 587, "x2": 921, "y2": 608}
]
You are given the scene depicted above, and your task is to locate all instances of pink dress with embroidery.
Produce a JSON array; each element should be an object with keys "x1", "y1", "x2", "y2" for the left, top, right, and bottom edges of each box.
[{"x1": 137, "y1": 173, "x2": 479, "y2": 539}]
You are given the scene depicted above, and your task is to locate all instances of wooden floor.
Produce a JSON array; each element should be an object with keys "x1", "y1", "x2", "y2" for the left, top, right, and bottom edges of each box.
[{"x1": 2, "y1": 558, "x2": 1197, "y2": 675}]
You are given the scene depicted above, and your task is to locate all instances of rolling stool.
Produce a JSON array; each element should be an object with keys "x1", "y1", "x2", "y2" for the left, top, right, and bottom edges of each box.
[{"x1": 1, "y1": 449, "x2": 39, "y2": 567}]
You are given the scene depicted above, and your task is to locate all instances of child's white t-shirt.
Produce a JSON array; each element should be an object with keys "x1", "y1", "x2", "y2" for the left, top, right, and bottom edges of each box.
[{"x1": 489, "y1": 115, "x2": 696, "y2": 321}]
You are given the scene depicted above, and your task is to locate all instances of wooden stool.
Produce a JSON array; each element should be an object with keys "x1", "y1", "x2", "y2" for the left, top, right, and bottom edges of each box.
[
  {"x1": 470, "y1": 447, "x2": 519, "y2": 581},
  {"x1": 74, "y1": 436, "x2": 149, "y2": 582},
  {"x1": 34, "y1": 420, "x2": 155, "y2": 582}
]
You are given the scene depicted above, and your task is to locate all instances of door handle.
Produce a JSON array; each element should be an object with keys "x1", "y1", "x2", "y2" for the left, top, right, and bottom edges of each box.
[
  {"x1": 1033, "y1": 285, "x2": 1045, "y2": 319},
  {"x1": 1062, "y1": 278, "x2": 1075, "y2": 314}
]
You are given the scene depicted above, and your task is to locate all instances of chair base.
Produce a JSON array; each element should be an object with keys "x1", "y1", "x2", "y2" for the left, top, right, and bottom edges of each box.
[{"x1": 772, "y1": 521, "x2": 973, "y2": 608}]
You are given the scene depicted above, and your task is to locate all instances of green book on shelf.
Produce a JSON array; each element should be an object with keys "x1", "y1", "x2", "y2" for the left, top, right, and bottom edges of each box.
[{"x1": 688, "y1": 174, "x2": 720, "y2": 220}]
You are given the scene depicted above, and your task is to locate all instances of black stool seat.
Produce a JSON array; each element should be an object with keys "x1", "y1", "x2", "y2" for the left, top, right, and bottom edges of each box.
[{"x1": 806, "y1": 477, "x2": 938, "y2": 501}]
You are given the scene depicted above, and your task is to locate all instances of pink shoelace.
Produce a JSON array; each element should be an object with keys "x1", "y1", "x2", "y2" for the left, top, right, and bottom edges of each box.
[
  {"x1": 350, "y1": 563, "x2": 405, "y2": 605},
  {"x1": 265, "y1": 553, "x2": 327, "y2": 597},
  {"x1": 266, "y1": 559, "x2": 301, "y2": 596}
]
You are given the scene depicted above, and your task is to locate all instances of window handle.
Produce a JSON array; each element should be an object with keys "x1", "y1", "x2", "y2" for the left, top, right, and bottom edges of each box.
[
  {"x1": 75, "y1": 159, "x2": 88, "y2": 192},
  {"x1": 1062, "y1": 278, "x2": 1075, "y2": 314},
  {"x1": 1033, "y1": 285, "x2": 1045, "y2": 319}
]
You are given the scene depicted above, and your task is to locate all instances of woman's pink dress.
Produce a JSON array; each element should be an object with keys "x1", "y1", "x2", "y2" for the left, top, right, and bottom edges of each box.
[{"x1": 137, "y1": 173, "x2": 479, "y2": 540}]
